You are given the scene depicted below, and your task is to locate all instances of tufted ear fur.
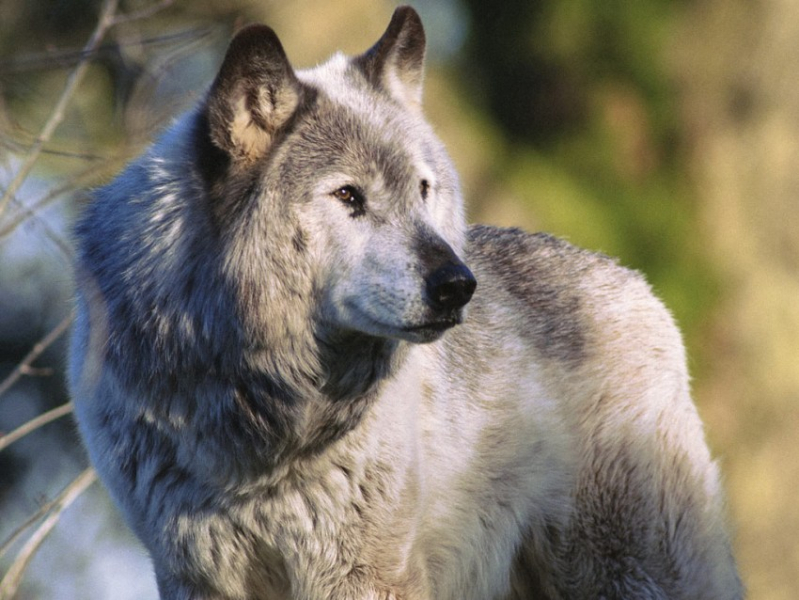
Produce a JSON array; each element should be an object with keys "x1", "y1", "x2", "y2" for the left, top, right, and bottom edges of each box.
[
  {"x1": 206, "y1": 24, "x2": 302, "y2": 163},
  {"x1": 354, "y1": 6, "x2": 427, "y2": 108}
]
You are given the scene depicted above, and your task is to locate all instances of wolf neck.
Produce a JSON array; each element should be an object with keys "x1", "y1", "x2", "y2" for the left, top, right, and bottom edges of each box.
[
  {"x1": 316, "y1": 331, "x2": 406, "y2": 400},
  {"x1": 242, "y1": 323, "x2": 408, "y2": 458},
  {"x1": 270, "y1": 330, "x2": 406, "y2": 458}
]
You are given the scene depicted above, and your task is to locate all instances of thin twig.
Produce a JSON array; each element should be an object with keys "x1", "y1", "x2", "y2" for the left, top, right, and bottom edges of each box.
[
  {"x1": 111, "y1": 0, "x2": 175, "y2": 26},
  {"x1": 0, "y1": 311, "x2": 75, "y2": 400},
  {"x1": 8, "y1": 209, "x2": 74, "y2": 261},
  {"x1": 0, "y1": 449, "x2": 81, "y2": 560},
  {"x1": 0, "y1": 492, "x2": 60, "y2": 562},
  {"x1": 18, "y1": 366, "x2": 55, "y2": 377},
  {"x1": 0, "y1": 136, "x2": 104, "y2": 161},
  {"x1": 0, "y1": 403, "x2": 74, "y2": 453},
  {"x1": 0, "y1": 163, "x2": 112, "y2": 241},
  {"x1": 0, "y1": 26, "x2": 215, "y2": 77},
  {"x1": 0, "y1": 468, "x2": 97, "y2": 600},
  {"x1": 0, "y1": 0, "x2": 119, "y2": 218}
]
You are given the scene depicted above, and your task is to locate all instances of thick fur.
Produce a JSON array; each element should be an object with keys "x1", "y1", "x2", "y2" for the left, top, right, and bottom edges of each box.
[{"x1": 69, "y1": 7, "x2": 742, "y2": 599}]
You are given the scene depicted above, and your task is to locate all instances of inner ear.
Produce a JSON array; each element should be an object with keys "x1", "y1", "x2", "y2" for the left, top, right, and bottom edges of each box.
[
  {"x1": 353, "y1": 6, "x2": 427, "y2": 108},
  {"x1": 205, "y1": 24, "x2": 303, "y2": 163}
]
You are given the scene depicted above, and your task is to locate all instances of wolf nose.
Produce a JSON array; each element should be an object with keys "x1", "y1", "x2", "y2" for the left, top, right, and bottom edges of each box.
[{"x1": 426, "y1": 263, "x2": 477, "y2": 311}]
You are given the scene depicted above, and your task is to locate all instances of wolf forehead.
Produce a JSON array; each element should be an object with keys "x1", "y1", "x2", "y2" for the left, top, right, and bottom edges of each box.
[
  {"x1": 277, "y1": 80, "x2": 438, "y2": 192},
  {"x1": 196, "y1": 17, "x2": 451, "y2": 204}
]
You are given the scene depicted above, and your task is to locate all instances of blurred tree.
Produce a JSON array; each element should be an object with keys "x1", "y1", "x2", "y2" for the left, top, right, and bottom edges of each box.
[
  {"x1": 458, "y1": 1, "x2": 586, "y2": 143},
  {"x1": 459, "y1": 0, "x2": 674, "y2": 147},
  {"x1": 456, "y1": 0, "x2": 718, "y2": 354}
]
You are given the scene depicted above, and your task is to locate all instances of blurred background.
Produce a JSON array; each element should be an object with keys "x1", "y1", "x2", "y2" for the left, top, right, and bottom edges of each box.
[{"x1": 1, "y1": 0, "x2": 797, "y2": 597}]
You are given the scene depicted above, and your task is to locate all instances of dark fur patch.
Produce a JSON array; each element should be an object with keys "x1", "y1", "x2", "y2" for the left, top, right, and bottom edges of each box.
[
  {"x1": 467, "y1": 225, "x2": 588, "y2": 365},
  {"x1": 193, "y1": 109, "x2": 231, "y2": 192},
  {"x1": 292, "y1": 227, "x2": 308, "y2": 253}
]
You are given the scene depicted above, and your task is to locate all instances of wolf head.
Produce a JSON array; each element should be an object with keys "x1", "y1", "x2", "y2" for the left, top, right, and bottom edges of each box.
[
  {"x1": 197, "y1": 6, "x2": 475, "y2": 347},
  {"x1": 76, "y1": 7, "x2": 476, "y2": 404}
]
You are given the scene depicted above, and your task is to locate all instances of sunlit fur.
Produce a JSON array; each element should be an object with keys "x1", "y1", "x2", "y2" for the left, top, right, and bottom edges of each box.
[{"x1": 69, "y1": 7, "x2": 742, "y2": 599}]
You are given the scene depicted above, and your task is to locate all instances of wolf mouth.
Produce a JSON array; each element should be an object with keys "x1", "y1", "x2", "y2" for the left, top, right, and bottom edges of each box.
[{"x1": 402, "y1": 314, "x2": 462, "y2": 334}]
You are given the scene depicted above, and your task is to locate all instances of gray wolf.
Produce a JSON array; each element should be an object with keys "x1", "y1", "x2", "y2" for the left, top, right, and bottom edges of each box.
[{"x1": 68, "y1": 7, "x2": 742, "y2": 599}]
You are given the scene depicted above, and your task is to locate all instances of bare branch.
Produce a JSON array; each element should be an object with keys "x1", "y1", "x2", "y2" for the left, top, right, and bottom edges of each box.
[
  {"x1": 0, "y1": 403, "x2": 73, "y2": 454},
  {"x1": 111, "y1": 0, "x2": 176, "y2": 26},
  {"x1": 0, "y1": 312, "x2": 74, "y2": 400},
  {"x1": 18, "y1": 366, "x2": 55, "y2": 377},
  {"x1": 0, "y1": 135, "x2": 104, "y2": 161},
  {"x1": 10, "y1": 210, "x2": 74, "y2": 261},
  {"x1": 0, "y1": 492, "x2": 61, "y2": 562},
  {"x1": 0, "y1": 468, "x2": 97, "y2": 600},
  {"x1": 0, "y1": 405, "x2": 77, "y2": 558},
  {"x1": 0, "y1": 164, "x2": 111, "y2": 242},
  {"x1": 0, "y1": 27, "x2": 215, "y2": 77},
  {"x1": 0, "y1": 2, "x2": 181, "y2": 597},
  {"x1": 0, "y1": 0, "x2": 120, "y2": 218}
]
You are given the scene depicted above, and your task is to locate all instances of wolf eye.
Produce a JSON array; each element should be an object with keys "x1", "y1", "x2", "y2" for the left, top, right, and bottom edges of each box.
[
  {"x1": 420, "y1": 179, "x2": 430, "y2": 200},
  {"x1": 331, "y1": 185, "x2": 365, "y2": 216},
  {"x1": 332, "y1": 185, "x2": 361, "y2": 204}
]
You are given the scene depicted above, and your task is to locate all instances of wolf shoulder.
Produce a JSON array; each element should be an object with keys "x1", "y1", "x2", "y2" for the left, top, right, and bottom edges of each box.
[
  {"x1": 463, "y1": 224, "x2": 688, "y2": 383},
  {"x1": 459, "y1": 226, "x2": 742, "y2": 599}
]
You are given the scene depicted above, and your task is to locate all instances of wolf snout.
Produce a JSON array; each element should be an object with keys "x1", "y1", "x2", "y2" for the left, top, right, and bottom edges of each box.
[{"x1": 425, "y1": 262, "x2": 477, "y2": 311}]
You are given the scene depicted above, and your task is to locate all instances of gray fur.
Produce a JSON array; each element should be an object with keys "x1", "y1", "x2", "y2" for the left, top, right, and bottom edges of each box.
[{"x1": 69, "y1": 6, "x2": 742, "y2": 599}]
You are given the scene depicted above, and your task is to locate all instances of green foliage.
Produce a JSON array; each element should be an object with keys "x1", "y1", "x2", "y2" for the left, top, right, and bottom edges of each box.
[{"x1": 457, "y1": 0, "x2": 718, "y2": 353}]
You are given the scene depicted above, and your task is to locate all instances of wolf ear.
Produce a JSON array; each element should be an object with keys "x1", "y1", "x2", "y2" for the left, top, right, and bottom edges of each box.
[
  {"x1": 206, "y1": 24, "x2": 301, "y2": 163},
  {"x1": 354, "y1": 6, "x2": 426, "y2": 108}
]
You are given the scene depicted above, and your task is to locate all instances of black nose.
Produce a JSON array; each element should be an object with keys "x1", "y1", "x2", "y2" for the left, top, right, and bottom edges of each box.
[{"x1": 426, "y1": 262, "x2": 477, "y2": 311}]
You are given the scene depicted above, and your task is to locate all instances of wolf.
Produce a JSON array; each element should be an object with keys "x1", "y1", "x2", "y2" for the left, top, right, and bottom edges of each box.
[{"x1": 68, "y1": 6, "x2": 742, "y2": 599}]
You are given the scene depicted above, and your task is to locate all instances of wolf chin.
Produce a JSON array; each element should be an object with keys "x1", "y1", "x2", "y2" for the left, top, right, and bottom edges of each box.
[{"x1": 69, "y1": 6, "x2": 742, "y2": 599}]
